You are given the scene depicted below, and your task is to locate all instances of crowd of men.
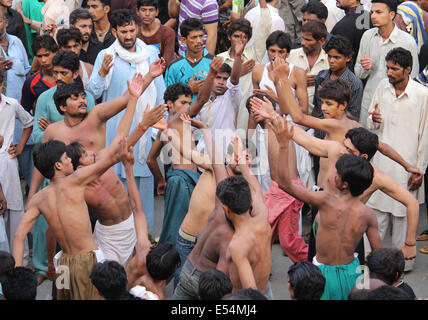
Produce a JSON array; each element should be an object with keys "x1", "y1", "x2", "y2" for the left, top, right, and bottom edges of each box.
[{"x1": 0, "y1": 0, "x2": 427, "y2": 301}]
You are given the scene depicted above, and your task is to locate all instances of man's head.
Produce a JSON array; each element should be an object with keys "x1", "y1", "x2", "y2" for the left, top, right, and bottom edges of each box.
[
  {"x1": 136, "y1": 0, "x2": 159, "y2": 26},
  {"x1": 331, "y1": 153, "x2": 374, "y2": 196},
  {"x1": 163, "y1": 83, "x2": 193, "y2": 114},
  {"x1": 301, "y1": 20, "x2": 327, "y2": 55},
  {"x1": 32, "y1": 35, "x2": 59, "y2": 71},
  {"x1": 33, "y1": 140, "x2": 73, "y2": 179},
  {"x1": 324, "y1": 35, "x2": 352, "y2": 73},
  {"x1": 365, "y1": 285, "x2": 412, "y2": 300},
  {"x1": 66, "y1": 141, "x2": 96, "y2": 170},
  {"x1": 180, "y1": 18, "x2": 205, "y2": 54},
  {"x1": 54, "y1": 82, "x2": 88, "y2": 117},
  {"x1": 222, "y1": 288, "x2": 268, "y2": 300},
  {"x1": 336, "y1": 0, "x2": 361, "y2": 10},
  {"x1": 344, "y1": 127, "x2": 379, "y2": 161},
  {"x1": 216, "y1": 175, "x2": 252, "y2": 217},
  {"x1": 212, "y1": 63, "x2": 232, "y2": 96},
  {"x1": 0, "y1": 0, "x2": 12, "y2": 8},
  {"x1": 87, "y1": 0, "x2": 111, "y2": 22},
  {"x1": 52, "y1": 50, "x2": 80, "y2": 86},
  {"x1": 366, "y1": 248, "x2": 405, "y2": 286},
  {"x1": 419, "y1": 0, "x2": 428, "y2": 11},
  {"x1": 301, "y1": 0, "x2": 328, "y2": 25},
  {"x1": 1, "y1": 267, "x2": 37, "y2": 300},
  {"x1": 227, "y1": 18, "x2": 252, "y2": 49},
  {"x1": 111, "y1": 9, "x2": 138, "y2": 51},
  {"x1": 198, "y1": 269, "x2": 233, "y2": 300},
  {"x1": 318, "y1": 79, "x2": 351, "y2": 118},
  {"x1": 0, "y1": 11, "x2": 8, "y2": 39},
  {"x1": 287, "y1": 262, "x2": 326, "y2": 300},
  {"x1": 56, "y1": 28, "x2": 83, "y2": 56},
  {"x1": 371, "y1": 0, "x2": 397, "y2": 27},
  {"x1": 90, "y1": 260, "x2": 127, "y2": 300},
  {"x1": 70, "y1": 8, "x2": 93, "y2": 44},
  {"x1": 146, "y1": 242, "x2": 181, "y2": 281},
  {"x1": 385, "y1": 47, "x2": 412, "y2": 85},
  {"x1": 266, "y1": 31, "x2": 292, "y2": 63}
]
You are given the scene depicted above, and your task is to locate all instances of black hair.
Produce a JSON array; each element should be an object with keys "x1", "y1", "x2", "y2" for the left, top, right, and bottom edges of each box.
[
  {"x1": 1, "y1": 267, "x2": 37, "y2": 300},
  {"x1": 245, "y1": 93, "x2": 276, "y2": 113},
  {"x1": 266, "y1": 30, "x2": 292, "y2": 52},
  {"x1": 219, "y1": 63, "x2": 232, "y2": 75},
  {"x1": 216, "y1": 175, "x2": 252, "y2": 214},
  {"x1": 88, "y1": 0, "x2": 111, "y2": 7},
  {"x1": 66, "y1": 141, "x2": 85, "y2": 170},
  {"x1": 198, "y1": 269, "x2": 233, "y2": 300},
  {"x1": 90, "y1": 260, "x2": 127, "y2": 300},
  {"x1": 366, "y1": 248, "x2": 405, "y2": 285},
  {"x1": 56, "y1": 28, "x2": 82, "y2": 48},
  {"x1": 180, "y1": 18, "x2": 204, "y2": 38},
  {"x1": 52, "y1": 50, "x2": 80, "y2": 73},
  {"x1": 385, "y1": 47, "x2": 413, "y2": 70},
  {"x1": 164, "y1": 82, "x2": 193, "y2": 103},
  {"x1": 0, "y1": 251, "x2": 15, "y2": 275},
  {"x1": 53, "y1": 82, "x2": 86, "y2": 115},
  {"x1": 222, "y1": 288, "x2": 268, "y2": 300},
  {"x1": 335, "y1": 154, "x2": 374, "y2": 197},
  {"x1": 324, "y1": 35, "x2": 353, "y2": 58},
  {"x1": 287, "y1": 261, "x2": 326, "y2": 300},
  {"x1": 146, "y1": 242, "x2": 181, "y2": 281},
  {"x1": 318, "y1": 79, "x2": 351, "y2": 106},
  {"x1": 371, "y1": 0, "x2": 398, "y2": 12},
  {"x1": 348, "y1": 288, "x2": 371, "y2": 300},
  {"x1": 365, "y1": 285, "x2": 412, "y2": 300},
  {"x1": 32, "y1": 35, "x2": 59, "y2": 56},
  {"x1": 33, "y1": 140, "x2": 68, "y2": 179},
  {"x1": 137, "y1": 0, "x2": 158, "y2": 9},
  {"x1": 301, "y1": 0, "x2": 328, "y2": 20},
  {"x1": 227, "y1": 18, "x2": 252, "y2": 40},
  {"x1": 69, "y1": 8, "x2": 93, "y2": 25},
  {"x1": 301, "y1": 20, "x2": 328, "y2": 41},
  {"x1": 110, "y1": 9, "x2": 138, "y2": 29},
  {"x1": 345, "y1": 127, "x2": 379, "y2": 161}
]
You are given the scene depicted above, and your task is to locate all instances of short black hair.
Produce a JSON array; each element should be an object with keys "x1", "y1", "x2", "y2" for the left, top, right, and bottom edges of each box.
[
  {"x1": 1, "y1": 267, "x2": 37, "y2": 300},
  {"x1": 288, "y1": 261, "x2": 326, "y2": 300},
  {"x1": 33, "y1": 140, "x2": 68, "y2": 179},
  {"x1": 365, "y1": 285, "x2": 412, "y2": 300},
  {"x1": 324, "y1": 35, "x2": 353, "y2": 58},
  {"x1": 371, "y1": 0, "x2": 398, "y2": 12},
  {"x1": 0, "y1": 251, "x2": 15, "y2": 276},
  {"x1": 88, "y1": 0, "x2": 111, "y2": 7},
  {"x1": 110, "y1": 9, "x2": 138, "y2": 29},
  {"x1": 222, "y1": 288, "x2": 268, "y2": 300},
  {"x1": 66, "y1": 141, "x2": 85, "y2": 170},
  {"x1": 335, "y1": 154, "x2": 374, "y2": 197},
  {"x1": 219, "y1": 63, "x2": 232, "y2": 75},
  {"x1": 52, "y1": 50, "x2": 80, "y2": 73},
  {"x1": 180, "y1": 18, "x2": 204, "y2": 38},
  {"x1": 345, "y1": 127, "x2": 379, "y2": 161},
  {"x1": 245, "y1": 93, "x2": 276, "y2": 113},
  {"x1": 318, "y1": 79, "x2": 351, "y2": 106},
  {"x1": 227, "y1": 18, "x2": 252, "y2": 40},
  {"x1": 301, "y1": 20, "x2": 328, "y2": 41},
  {"x1": 137, "y1": 0, "x2": 158, "y2": 9},
  {"x1": 53, "y1": 82, "x2": 86, "y2": 115},
  {"x1": 366, "y1": 248, "x2": 405, "y2": 285},
  {"x1": 32, "y1": 35, "x2": 59, "y2": 56},
  {"x1": 69, "y1": 8, "x2": 93, "y2": 25},
  {"x1": 164, "y1": 82, "x2": 193, "y2": 103},
  {"x1": 146, "y1": 242, "x2": 181, "y2": 281},
  {"x1": 385, "y1": 47, "x2": 413, "y2": 70},
  {"x1": 301, "y1": 0, "x2": 328, "y2": 20},
  {"x1": 56, "y1": 28, "x2": 82, "y2": 48},
  {"x1": 216, "y1": 175, "x2": 252, "y2": 214},
  {"x1": 266, "y1": 30, "x2": 292, "y2": 52},
  {"x1": 198, "y1": 269, "x2": 233, "y2": 300},
  {"x1": 90, "y1": 260, "x2": 128, "y2": 300}
]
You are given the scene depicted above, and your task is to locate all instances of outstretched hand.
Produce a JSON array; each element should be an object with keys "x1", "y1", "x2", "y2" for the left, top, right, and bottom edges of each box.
[
  {"x1": 267, "y1": 115, "x2": 294, "y2": 146},
  {"x1": 272, "y1": 58, "x2": 290, "y2": 80},
  {"x1": 127, "y1": 72, "x2": 145, "y2": 98},
  {"x1": 250, "y1": 96, "x2": 275, "y2": 121},
  {"x1": 140, "y1": 103, "x2": 168, "y2": 130},
  {"x1": 149, "y1": 58, "x2": 167, "y2": 78},
  {"x1": 180, "y1": 113, "x2": 207, "y2": 129},
  {"x1": 209, "y1": 56, "x2": 225, "y2": 74}
]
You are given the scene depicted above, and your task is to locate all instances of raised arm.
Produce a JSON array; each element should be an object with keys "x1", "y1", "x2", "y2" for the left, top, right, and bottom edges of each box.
[{"x1": 230, "y1": 41, "x2": 244, "y2": 85}]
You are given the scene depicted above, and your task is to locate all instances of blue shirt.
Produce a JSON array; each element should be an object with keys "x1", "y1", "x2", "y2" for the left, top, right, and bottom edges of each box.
[
  {"x1": 165, "y1": 49, "x2": 214, "y2": 103},
  {"x1": 31, "y1": 85, "x2": 96, "y2": 144},
  {"x1": 86, "y1": 44, "x2": 166, "y2": 178}
]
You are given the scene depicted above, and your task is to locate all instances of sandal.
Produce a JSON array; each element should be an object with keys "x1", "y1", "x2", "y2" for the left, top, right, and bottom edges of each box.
[
  {"x1": 420, "y1": 246, "x2": 428, "y2": 254},
  {"x1": 417, "y1": 230, "x2": 428, "y2": 241}
]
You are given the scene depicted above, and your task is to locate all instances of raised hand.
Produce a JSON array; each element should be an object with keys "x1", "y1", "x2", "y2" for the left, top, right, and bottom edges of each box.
[
  {"x1": 371, "y1": 103, "x2": 382, "y2": 124},
  {"x1": 241, "y1": 59, "x2": 255, "y2": 76},
  {"x1": 272, "y1": 58, "x2": 290, "y2": 80},
  {"x1": 253, "y1": 84, "x2": 278, "y2": 103},
  {"x1": 250, "y1": 96, "x2": 275, "y2": 120},
  {"x1": 99, "y1": 54, "x2": 114, "y2": 78},
  {"x1": 127, "y1": 72, "x2": 145, "y2": 98},
  {"x1": 140, "y1": 103, "x2": 168, "y2": 130},
  {"x1": 149, "y1": 58, "x2": 167, "y2": 78},
  {"x1": 268, "y1": 115, "x2": 294, "y2": 146},
  {"x1": 234, "y1": 39, "x2": 245, "y2": 57},
  {"x1": 188, "y1": 74, "x2": 205, "y2": 93},
  {"x1": 209, "y1": 56, "x2": 225, "y2": 74}
]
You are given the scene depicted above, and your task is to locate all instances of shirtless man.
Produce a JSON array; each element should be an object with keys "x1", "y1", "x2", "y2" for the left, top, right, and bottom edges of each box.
[
  {"x1": 269, "y1": 115, "x2": 382, "y2": 300},
  {"x1": 28, "y1": 63, "x2": 167, "y2": 270}
]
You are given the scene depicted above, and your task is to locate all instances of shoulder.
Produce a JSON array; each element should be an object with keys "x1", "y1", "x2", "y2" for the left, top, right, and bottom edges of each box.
[
  {"x1": 160, "y1": 25, "x2": 175, "y2": 36},
  {"x1": 166, "y1": 56, "x2": 186, "y2": 70},
  {"x1": 3, "y1": 95, "x2": 19, "y2": 107}
]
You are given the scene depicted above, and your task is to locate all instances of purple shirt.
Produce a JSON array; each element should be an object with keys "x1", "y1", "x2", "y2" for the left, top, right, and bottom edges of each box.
[{"x1": 178, "y1": 0, "x2": 218, "y2": 55}]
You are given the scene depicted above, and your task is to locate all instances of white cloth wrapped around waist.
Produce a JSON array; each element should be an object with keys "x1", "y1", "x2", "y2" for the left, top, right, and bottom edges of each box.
[{"x1": 0, "y1": 152, "x2": 23, "y2": 211}]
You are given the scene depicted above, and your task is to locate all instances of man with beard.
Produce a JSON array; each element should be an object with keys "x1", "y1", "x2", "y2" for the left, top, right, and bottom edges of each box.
[{"x1": 70, "y1": 8, "x2": 98, "y2": 65}]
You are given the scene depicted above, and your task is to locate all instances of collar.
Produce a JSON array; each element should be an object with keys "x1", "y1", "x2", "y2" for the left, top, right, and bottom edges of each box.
[
  {"x1": 182, "y1": 48, "x2": 209, "y2": 59},
  {"x1": 386, "y1": 78, "x2": 413, "y2": 98},
  {"x1": 344, "y1": 5, "x2": 364, "y2": 15},
  {"x1": 374, "y1": 24, "x2": 400, "y2": 44},
  {"x1": 223, "y1": 48, "x2": 249, "y2": 62},
  {"x1": 298, "y1": 47, "x2": 327, "y2": 61}
]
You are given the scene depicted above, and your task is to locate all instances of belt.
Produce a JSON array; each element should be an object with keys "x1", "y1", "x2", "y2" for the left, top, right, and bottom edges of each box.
[{"x1": 179, "y1": 228, "x2": 197, "y2": 243}]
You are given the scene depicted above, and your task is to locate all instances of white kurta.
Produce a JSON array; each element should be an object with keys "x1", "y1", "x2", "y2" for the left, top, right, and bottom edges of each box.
[{"x1": 366, "y1": 78, "x2": 428, "y2": 217}]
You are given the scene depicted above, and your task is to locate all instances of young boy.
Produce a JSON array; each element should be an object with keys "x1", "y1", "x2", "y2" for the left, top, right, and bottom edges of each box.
[{"x1": 287, "y1": 261, "x2": 326, "y2": 300}]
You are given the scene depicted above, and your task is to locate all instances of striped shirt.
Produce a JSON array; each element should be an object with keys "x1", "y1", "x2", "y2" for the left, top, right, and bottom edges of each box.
[{"x1": 178, "y1": 0, "x2": 219, "y2": 55}]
